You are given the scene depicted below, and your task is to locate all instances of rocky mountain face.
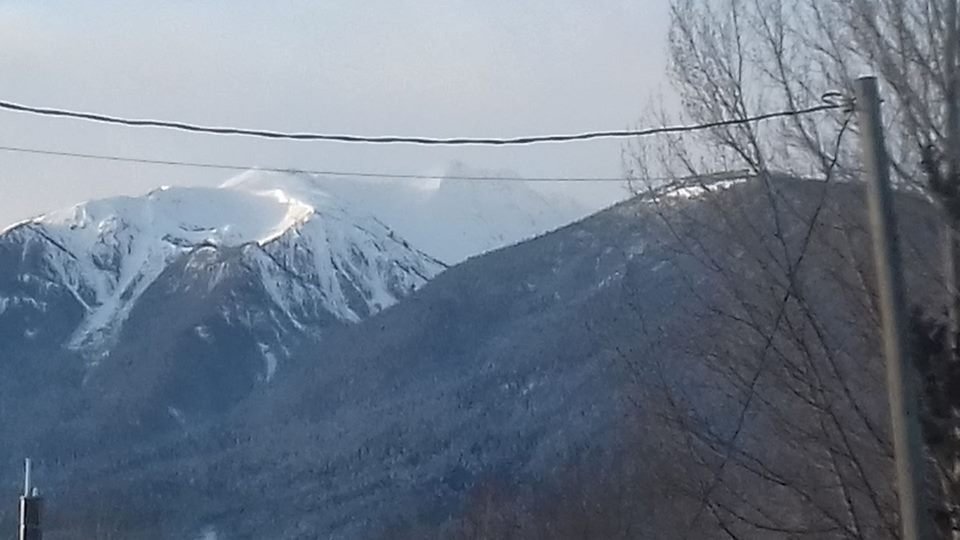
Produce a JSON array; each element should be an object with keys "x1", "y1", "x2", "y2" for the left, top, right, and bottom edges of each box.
[{"x1": 1, "y1": 182, "x2": 441, "y2": 349}]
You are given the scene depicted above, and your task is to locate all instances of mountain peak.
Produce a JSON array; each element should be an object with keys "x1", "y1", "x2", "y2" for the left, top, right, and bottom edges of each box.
[
  {"x1": 0, "y1": 165, "x2": 608, "y2": 358},
  {"x1": 35, "y1": 185, "x2": 316, "y2": 248},
  {"x1": 0, "y1": 181, "x2": 441, "y2": 355}
]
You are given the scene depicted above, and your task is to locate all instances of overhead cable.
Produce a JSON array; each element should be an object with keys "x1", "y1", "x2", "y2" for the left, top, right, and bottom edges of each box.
[
  {"x1": 0, "y1": 99, "x2": 844, "y2": 145},
  {"x1": 0, "y1": 144, "x2": 636, "y2": 182}
]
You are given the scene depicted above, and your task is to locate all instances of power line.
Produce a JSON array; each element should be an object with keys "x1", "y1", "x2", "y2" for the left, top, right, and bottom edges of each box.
[
  {"x1": 0, "y1": 99, "x2": 843, "y2": 145},
  {"x1": 0, "y1": 144, "x2": 633, "y2": 182},
  {"x1": 0, "y1": 144, "x2": 763, "y2": 185}
]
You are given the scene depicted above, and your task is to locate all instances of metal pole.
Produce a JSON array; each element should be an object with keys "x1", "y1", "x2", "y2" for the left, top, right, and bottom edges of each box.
[
  {"x1": 22, "y1": 459, "x2": 30, "y2": 498},
  {"x1": 856, "y1": 76, "x2": 930, "y2": 540},
  {"x1": 946, "y1": 0, "x2": 960, "y2": 357},
  {"x1": 19, "y1": 459, "x2": 42, "y2": 540}
]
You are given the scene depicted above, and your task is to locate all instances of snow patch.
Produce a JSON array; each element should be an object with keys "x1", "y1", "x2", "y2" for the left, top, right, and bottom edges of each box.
[
  {"x1": 596, "y1": 270, "x2": 622, "y2": 289},
  {"x1": 195, "y1": 526, "x2": 219, "y2": 540},
  {"x1": 257, "y1": 342, "x2": 278, "y2": 383},
  {"x1": 0, "y1": 296, "x2": 47, "y2": 312},
  {"x1": 167, "y1": 406, "x2": 186, "y2": 427},
  {"x1": 661, "y1": 178, "x2": 749, "y2": 200},
  {"x1": 194, "y1": 325, "x2": 213, "y2": 342}
]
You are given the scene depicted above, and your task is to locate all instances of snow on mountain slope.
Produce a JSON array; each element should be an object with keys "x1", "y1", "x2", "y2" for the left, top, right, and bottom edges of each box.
[
  {"x1": 0, "y1": 162, "x2": 608, "y2": 357},
  {"x1": 223, "y1": 162, "x2": 604, "y2": 264},
  {"x1": 0, "y1": 183, "x2": 442, "y2": 355}
]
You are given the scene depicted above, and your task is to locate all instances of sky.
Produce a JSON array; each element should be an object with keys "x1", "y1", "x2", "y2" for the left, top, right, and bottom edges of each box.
[{"x1": 0, "y1": 0, "x2": 672, "y2": 227}]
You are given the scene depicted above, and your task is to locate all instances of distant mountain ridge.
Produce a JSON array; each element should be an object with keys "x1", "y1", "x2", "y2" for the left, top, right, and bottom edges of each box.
[
  {"x1": 227, "y1": 163, "x2": 596, "y2": 264},
  {"x1": 0, "y1": 164, "x2": 602, "y2": 359}
]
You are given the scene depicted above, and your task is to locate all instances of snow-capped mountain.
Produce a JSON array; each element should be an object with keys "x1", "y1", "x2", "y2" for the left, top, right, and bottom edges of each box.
[
  {"x1": 225, "y1": 162, "x2": 601, "y2": 264},
  {"x1": 0, "y1": 179, "x2": 448, "y2": 439},
  {"x1": 0, "y1": 182, "x2": 442, "y2": 359},
  {"x1": 0, "y1": 166, "x2": 607, "y2": 442}
]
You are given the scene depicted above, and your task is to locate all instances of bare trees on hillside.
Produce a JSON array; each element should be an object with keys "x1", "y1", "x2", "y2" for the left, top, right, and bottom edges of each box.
[
  {"x1": 625, "y1": 0, "x2": 960, "y2": 537},
  {"x1": 638, "y1": 179, "x2": 931, "y2": 538}
]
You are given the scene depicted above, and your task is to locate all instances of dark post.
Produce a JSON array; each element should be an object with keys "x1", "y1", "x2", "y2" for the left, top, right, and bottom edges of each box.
[
  {"x1": 946, "y1": 0, "x2": 960, "y2": 358},
  {"x1": 19, "y1": 459, "x2": 42, "y2": 540},
  {"x1": 856, "y1": 76, "x2": 930, "y2": 540}
]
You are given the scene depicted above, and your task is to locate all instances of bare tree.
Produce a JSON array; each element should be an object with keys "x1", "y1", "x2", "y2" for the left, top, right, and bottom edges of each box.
[
  {"x1": 647, "y1": 0, "x2": 955, "y2": 187},
  {"x1": 624, "y1": 0, "x2": 960, "y2": 537},
  {"x1": 627, "y1": 177, "x2": 925, "y2": 539}
]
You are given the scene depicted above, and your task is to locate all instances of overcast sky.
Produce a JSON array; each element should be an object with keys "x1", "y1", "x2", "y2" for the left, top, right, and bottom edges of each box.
[{"x1": 0, "y1": 1, "x2": 672, "y2": 227}]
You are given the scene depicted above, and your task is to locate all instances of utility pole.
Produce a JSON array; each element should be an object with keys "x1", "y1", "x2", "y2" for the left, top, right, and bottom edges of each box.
[
  {"x1": 19, "y1": 459, "x2": 42, "y2": 540},
  {"x1": 946, "y1": 0, "x2": 960, "y2": 357},
  {"x1": 856, "y1": 76, "x2": 931, "y2": 540}
]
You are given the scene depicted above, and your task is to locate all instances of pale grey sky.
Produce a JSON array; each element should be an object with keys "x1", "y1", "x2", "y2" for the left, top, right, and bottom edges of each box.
[{"x1": 0, "y1": 1, "x2": 671, "y2": 226}]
